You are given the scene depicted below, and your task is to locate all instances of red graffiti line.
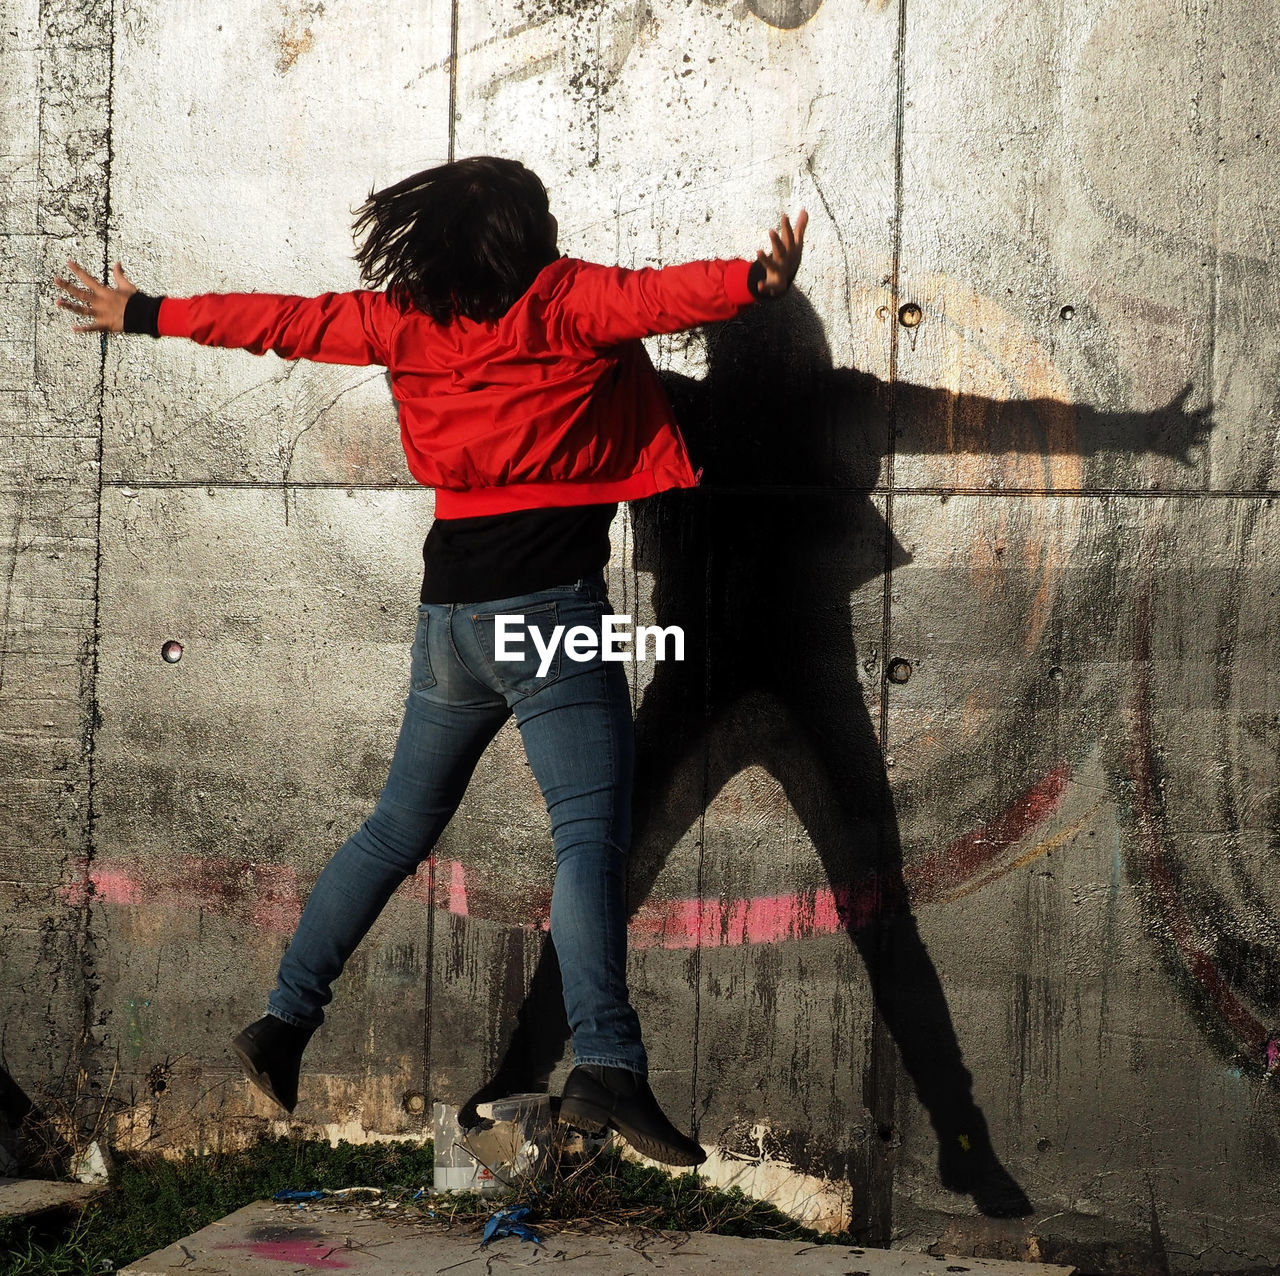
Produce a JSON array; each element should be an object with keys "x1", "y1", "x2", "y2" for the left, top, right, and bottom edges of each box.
[
  {"x1": 628, "y1": 766, "x2": 1071, "y2": 949},
  {"x1": 215, "y1": 1238, "x2": 350, "y2": 1269},
  {"x1": 64, "y1": 767, "x2": 1068, "y2": 950}
]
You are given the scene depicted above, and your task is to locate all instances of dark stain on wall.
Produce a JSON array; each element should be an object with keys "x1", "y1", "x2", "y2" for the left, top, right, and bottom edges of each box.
[{"x1": 744, "y1": 0, "x2": 825, "y2": 29}]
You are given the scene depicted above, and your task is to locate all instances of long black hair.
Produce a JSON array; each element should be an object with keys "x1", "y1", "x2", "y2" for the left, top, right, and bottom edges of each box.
[{"x1": 353, "y1": 156, "x2": 558, "y2": 323}]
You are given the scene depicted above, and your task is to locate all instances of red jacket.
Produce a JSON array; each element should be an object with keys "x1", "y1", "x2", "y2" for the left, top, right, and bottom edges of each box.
[{"x1": 157, "y1": 256, "x2": 756, "y2": 516}]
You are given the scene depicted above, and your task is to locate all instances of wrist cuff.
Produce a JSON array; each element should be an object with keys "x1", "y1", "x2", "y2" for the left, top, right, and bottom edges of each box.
[{"x1": 123, "y1": 291, "x2": 164, "y2": 337}]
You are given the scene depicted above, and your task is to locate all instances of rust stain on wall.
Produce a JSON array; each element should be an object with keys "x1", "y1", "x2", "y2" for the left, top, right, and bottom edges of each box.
[{"x1": 276, "y1": 2, "x2": 322, "y2": 74}]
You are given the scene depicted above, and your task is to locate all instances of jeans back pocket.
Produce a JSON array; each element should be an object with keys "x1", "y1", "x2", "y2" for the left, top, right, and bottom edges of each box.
[{"x1": 471, "y1": 601, "x2": 562, "y2": 698}]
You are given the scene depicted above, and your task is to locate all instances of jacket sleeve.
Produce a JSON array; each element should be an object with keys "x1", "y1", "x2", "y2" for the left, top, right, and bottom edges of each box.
[
  {"x1": 156, "y1": 290, "x2": 399, "y2": 366},
  {"x1": 554, "y1": 258, "x2": 756, "y2": 351}
]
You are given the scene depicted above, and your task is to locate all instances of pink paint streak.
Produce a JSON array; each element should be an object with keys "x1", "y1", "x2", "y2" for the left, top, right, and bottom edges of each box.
[
  {"x1": 64, "y1": 766, "x2": 1068, "y2": 950},
  {"x1": 61, "y1": 855, "x2": 303, "y2": 934},
  {"x1": 216, "y1": 1238, "x2": 350, "y2": 1269},
  {"x1": 627, "y1": 768, "x2": 1070, "y2": 948},
  {"x1": 448, "y1": 858, "x2": 469, "y2": 915},
  {"x1": 67, "y1": 867, "x2": 142, "y2": 907}
]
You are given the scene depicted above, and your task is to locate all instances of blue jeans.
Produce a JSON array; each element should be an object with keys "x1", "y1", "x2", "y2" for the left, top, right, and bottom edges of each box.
[{"x1": 266, "y1": 576, "x2": 646, "y2": 1074}]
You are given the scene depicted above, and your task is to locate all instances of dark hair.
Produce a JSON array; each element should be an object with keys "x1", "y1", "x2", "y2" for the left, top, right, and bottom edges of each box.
[{"x1": 353, "y1": 156, "x2": 557, "y2": 323}]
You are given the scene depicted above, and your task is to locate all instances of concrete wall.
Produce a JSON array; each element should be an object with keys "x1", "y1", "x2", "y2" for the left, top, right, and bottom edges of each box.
[{"x1": 2, "y1": 0, "x2": 1278, "y2": 1269}]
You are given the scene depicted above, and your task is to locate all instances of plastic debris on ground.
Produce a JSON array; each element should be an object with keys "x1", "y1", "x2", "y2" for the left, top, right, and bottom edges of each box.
[
  {"x1": 479, "y1": 1204, "x2": 542, "y2": 1248},
  {"x1": 272, "y1": 1187, "x2": 383, "y2": 1202}
]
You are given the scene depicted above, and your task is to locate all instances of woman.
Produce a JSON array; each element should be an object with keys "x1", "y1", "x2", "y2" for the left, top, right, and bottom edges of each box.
[{"x1": 56, "y1": 156, "x2": 806, "y2": 1165}]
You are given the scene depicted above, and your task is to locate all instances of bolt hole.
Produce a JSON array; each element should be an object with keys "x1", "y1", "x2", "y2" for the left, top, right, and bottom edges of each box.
[
  {"x1": 898, "y1": 302, "x2": 922, "y2": 328},
  {"x1": 161, "y1": 641, "x2": 183, "y2": 664},
  {"x1": 1048, "y1": 665, "x2": 1065, "y2": 682},
  {"x1": 887, "y1": 657, "x2": 913, "y2": 684},
  {"x1": 1059, "y1": 305, "x2": 1075, "y2": 321}
]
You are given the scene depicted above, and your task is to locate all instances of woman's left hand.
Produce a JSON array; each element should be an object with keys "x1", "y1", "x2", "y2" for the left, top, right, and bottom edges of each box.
[
  {"x1": 754, "y1": 210, "x2": 808, "y2": 299},
  {"x1": 55, "y1": 260, "x2": 137, "y2": 333}
]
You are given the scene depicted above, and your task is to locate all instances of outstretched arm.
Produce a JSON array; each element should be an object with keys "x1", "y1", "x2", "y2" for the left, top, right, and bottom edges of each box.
[
  {"x1": 54, "y1": 261, "x2": 397, "y2": 366},
  {"x1": 557, "y1": 209, "x2": 810, "y2": 351}
]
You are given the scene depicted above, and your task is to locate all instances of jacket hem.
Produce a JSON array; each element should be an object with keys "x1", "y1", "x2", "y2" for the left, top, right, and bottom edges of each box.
[{"x1": 433, "y1": 472, "x2": 695, "y2": 518}]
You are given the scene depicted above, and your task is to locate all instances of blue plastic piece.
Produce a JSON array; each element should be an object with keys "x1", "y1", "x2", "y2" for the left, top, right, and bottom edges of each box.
[{"x1": 479, "y1": 1205, "x2": 542, "y2": 1248}]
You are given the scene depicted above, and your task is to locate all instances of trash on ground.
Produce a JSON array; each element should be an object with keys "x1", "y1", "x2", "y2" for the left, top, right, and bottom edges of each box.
[
  {"x1": 272, "y1": 1187, "x2": 384, "y2": 1202},
  {"x1": 479, "y1": 1204, "x2": 542, "y2": 1248}
]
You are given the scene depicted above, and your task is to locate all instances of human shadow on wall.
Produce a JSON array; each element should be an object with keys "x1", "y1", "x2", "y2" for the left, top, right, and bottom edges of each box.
[
  {"x1": 460, "y1": 290, "x2": 1210, "y2": 1225},
  {"x1": 0, "y1": 1062, "x2": 77, "y2": 1175}
]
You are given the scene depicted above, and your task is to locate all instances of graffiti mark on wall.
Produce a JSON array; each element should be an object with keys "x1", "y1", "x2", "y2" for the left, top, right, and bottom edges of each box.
[
  {"x1": 66, "y1": 763, "x2": 1069, "y2": 946},
  {"x1": 1127, "y1": 521, "x2": 1280, "y2": 1077}
]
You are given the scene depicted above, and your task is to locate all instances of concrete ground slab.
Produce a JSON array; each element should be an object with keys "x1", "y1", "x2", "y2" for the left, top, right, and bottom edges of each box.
[
  {"x1": 119, "y1": 1199, "x2": 1077, "y2": 1275},
  {"x1": 0, "y1": 1176, "x2": 105, "y2": 1219}
]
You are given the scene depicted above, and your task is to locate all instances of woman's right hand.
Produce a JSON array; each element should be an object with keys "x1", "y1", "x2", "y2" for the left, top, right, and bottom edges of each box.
[{"x1": 55, "y1": 260, "x2": 138, "y2": 333}]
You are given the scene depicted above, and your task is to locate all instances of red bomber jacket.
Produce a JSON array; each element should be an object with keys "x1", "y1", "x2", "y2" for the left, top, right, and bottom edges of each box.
[{"x1": 157, "y1": 256, "x2": 757, "y2": 517}]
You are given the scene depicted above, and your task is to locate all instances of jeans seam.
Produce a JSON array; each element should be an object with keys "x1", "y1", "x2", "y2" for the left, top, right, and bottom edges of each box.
[
  {"x1": 446, "y1": 603, "x2": 469, "y2": 681},
  {"x1": 266, "y1": 1006, "x2": 313, "y2": 1030},
  {"x1": 573, "y1": 1056, "x2": 645, "y2": 1074},
  {"x1": 600, "y1": 672, "x2": 627, "y2": 1056},
  {"x1": 411, "y1": 609, "x2": 437, "y2": 694}
]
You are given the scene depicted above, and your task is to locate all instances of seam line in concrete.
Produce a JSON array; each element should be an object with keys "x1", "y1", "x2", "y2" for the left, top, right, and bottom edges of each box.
[
  {"x1": 97, "y1": 480, "x2": 1280, "y2": 499},
  {"x1": 446, "y1": 0, "x2": 459, "y2": 164},
  {"x1": 73, "y1": 0, "x2": 118, "y2": 1086}
]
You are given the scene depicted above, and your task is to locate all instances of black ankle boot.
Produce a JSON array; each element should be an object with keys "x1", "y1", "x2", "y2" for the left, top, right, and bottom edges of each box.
[
  {"x1": 231, "y1": 1015, "x2": 315, "y2": 1114},
  {"x1": 560, "y1": 1065, "x2": 706, "y2": 1167}
]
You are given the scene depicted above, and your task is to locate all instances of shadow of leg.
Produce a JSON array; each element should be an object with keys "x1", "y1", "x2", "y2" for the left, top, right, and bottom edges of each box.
[
  {"x1": 775, "y1": 663, "x2": 1033, "y2": 1220},
  {"x1": 458, "y1": 936, "x2": 567, "y2": 1128}
]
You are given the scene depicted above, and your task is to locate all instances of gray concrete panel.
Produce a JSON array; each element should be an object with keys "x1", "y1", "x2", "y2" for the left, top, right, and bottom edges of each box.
[
  {"x1": 891, "y1": 0, "x2": 1279, "y2": 497},
  {"x1": 1, "y1": 0, "x2": 112, "y2": 1142},
  {"x1": 101, "y1": 0, "x2": 452, "y2": 485},
  {"x1": 435, "y1": 0, "x2": 905, "y2": 1162},
  {"x1": 91, "y1": 485, "x2": 441, "y2": 1139},
  {"x1": 886, "y1": 491, "x2": 1280, "y2": 1265},
  {"x1": 682, "y1": 490, "x2": 887, "y2": 1192}
]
